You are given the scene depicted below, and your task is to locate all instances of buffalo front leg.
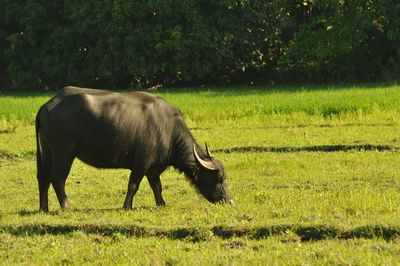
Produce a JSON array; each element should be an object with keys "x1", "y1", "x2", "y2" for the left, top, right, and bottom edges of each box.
[
  {"x1": 123, "y1": 172, "x2": 144, "y2": 210},
  {"x1": 50, "y1": 155, "x2": 74, "y2": 210},
  {"x1": 147, "y1": 175, "x2": 166, "y2": 206},
  {"x1": 52, "y1": 177, "x2": 69, "y2": 209}
]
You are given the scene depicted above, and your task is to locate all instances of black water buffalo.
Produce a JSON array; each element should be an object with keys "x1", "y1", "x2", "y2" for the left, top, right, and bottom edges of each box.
[{"x1": 35, "y1": 86, "x2": 232, "y2": 212}]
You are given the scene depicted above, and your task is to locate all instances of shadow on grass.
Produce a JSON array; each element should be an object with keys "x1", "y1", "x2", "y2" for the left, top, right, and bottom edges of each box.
[
  {"x1": 13, "y1": 206, "x2": 165, "y2": 217},
  {"x1": 18, "y1": 210, "x2": 40, "y2": 216},
  {"x1": 214, "y1": 144, "x2": 400, "y2": 154},
  {"x1": 0, "y1": 150, "x2": 36, "y2": 160},
  {"x1": 71, "y1": 206, "x2": 161, "y2": 213},
  {"x1": 1, "y1": 144, "x2": 397, "y2": 162},
  {"x1": 0, "y1": 129, "x2": 14, "y2": 134},
  {"x1": 191, "y1": 122, "x2": 398, "y2": 131},
  {"x1": 0, "y1": 223, "x2": 399, "y2": 242},
  {"x1": 17, "y1": 210, "x2": 83, "y2": 217}
]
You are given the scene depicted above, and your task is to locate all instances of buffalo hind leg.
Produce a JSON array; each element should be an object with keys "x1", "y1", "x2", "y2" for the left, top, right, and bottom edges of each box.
[
  {"x1": 38, "y1": 176, "x2": 51, "y2": 212},
  {"x1": 37, "y1": 136, "x2": 52, "y2": 212},
  {"x1": 50, "y1": 155, "x2": 74, "y2": 209},
  {"x1": 147, "y1": 175, "x2": 165, "y2": 206},
  {"x1": 123, "y1": 172, "x2": 144, "y2": 210}
]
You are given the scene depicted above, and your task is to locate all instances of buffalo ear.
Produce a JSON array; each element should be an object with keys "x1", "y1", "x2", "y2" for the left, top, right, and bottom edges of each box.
[{"x1": 193, "y1": 144, "x2": 217, "y2": 170}]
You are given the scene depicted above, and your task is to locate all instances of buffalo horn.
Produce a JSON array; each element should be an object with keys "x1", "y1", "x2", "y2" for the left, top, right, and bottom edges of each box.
[
  {"x1": 205, "y1": 142, "x2": 212, "y2": 157},
  {"x1": 193, "y1": 144, "x2": 217, "y2": 170}
]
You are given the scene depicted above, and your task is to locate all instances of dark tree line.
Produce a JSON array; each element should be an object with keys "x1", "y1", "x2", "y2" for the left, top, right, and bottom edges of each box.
[{"x1": 1, "y1": 0, "x2": 399, "y2": 91}]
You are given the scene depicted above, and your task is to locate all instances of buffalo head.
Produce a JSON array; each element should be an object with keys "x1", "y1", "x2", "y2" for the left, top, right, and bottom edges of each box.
[{"x1": 193, "y1": 143, "x2": 233, "y2": 204}]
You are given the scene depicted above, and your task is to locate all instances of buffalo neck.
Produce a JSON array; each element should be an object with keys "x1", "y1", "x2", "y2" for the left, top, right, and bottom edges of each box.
[{"x1": 170, "y1": 121, "x2": 201, "y2": 180}]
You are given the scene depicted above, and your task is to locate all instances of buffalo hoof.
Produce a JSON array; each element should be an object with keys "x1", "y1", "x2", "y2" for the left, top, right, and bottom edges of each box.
[
  {"x1": 39, "y1": 207, "x2": 49, "y2": 213},
  {"x1": 123, "y1": 205, "x2": 132, "y2": 210},
  {"x1": 156, "y1": 201, "x2": 166, "y2": 207}
]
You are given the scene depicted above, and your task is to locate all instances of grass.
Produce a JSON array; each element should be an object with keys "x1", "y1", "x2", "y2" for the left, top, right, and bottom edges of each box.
[
  {"x1": 1, "y1": 83, "x2": 400, "y2": 126},
  {"x1": 2, "y1": 234, "x2": 400, "y2": 265},
  {"x1": 1, "y1": 84, "x2": 400, "y2": 264}
]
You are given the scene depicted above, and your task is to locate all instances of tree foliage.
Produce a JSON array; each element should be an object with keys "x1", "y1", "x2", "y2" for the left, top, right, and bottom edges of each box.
[{"x1": 0, "y1": 0, "x2": 399, "y2": 91}]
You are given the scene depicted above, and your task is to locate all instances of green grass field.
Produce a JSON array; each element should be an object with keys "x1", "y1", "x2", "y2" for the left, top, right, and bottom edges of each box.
[{"x1": 1, "y1": 84, "x2": 400, "y2": 264}]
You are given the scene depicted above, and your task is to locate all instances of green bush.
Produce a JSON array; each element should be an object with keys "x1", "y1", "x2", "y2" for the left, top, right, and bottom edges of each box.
[
  {"x1": 1, "y1": 0, "x2": 399, "y2": 91},
  {"x1": 281, "y1": 0, "x2": 400, "y2": 82}
]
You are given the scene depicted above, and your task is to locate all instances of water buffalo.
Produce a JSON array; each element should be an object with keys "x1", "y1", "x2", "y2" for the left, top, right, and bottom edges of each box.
[{"x1": 35, "y1": 86, "x2": 233, "y2": 212}]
